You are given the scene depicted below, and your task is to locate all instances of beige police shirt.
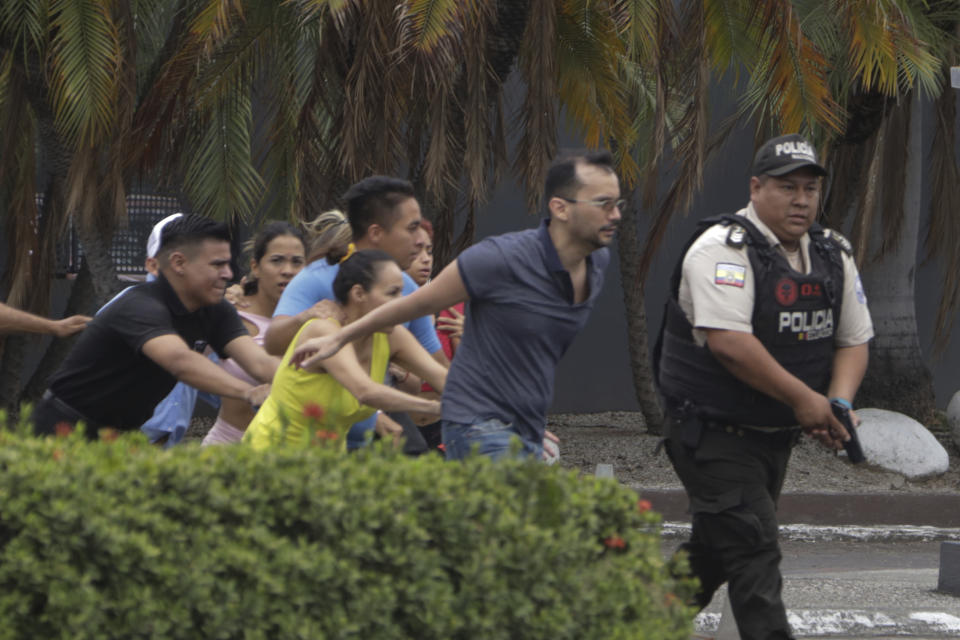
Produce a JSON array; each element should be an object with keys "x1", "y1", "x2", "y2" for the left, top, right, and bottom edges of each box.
[{"x1": 678, "y1": 204, "x2": 874, "y2": 347}]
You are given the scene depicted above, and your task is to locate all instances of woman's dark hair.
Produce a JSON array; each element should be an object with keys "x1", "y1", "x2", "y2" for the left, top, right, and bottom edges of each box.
[
  {"x1": 242, "y1": 221, "x2": 306, "y2": 296},
  {"x1": 332, "y1": 249, "x2": 396, "y2": 305}
]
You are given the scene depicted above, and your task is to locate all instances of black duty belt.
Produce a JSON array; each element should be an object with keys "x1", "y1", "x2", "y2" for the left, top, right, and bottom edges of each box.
[{"x1": 703, "y1": 420, "x2": 800, "y2": 445}]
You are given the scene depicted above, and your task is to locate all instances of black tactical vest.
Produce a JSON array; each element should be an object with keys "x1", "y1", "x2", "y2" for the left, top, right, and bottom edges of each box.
[{"x1": 655, "y1": 214, "x2": 848, "y2": 427}]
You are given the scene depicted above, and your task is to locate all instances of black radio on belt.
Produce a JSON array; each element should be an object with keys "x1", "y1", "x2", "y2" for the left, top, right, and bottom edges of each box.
[{"x1": 830, "y1": 400, "x2": 865, "y2": 464}]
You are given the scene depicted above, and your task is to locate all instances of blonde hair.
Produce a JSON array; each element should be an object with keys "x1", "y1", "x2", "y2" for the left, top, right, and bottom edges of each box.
[{"x1": 302, "y1": 209, "x2": 353, "y2": 264}]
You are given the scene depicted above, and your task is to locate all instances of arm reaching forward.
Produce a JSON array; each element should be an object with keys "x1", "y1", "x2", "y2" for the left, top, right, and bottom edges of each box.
[
  {"x1": 0, "y1": 303, "x2": 90, "y2": 337},
  {"x1": 291, "y1": 261, "x2": 468, "y2": 369},
  {"x1": 141, "y1": 335, "x2": 269, "y2": 407}
]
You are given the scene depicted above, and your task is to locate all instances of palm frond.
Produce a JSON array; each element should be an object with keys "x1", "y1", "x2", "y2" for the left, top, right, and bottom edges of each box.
[
  {"x1": 666, "y1": 2, "x2": 708, "y2": 212},
  {"x1": 182, "y1": 89, "x2": 265, "y2": 221},
  {"x1": 514, "y1": 0, "x2": 557, "y2": 214},
  {"x1": 460, "y1": 0, "x2": 497, "y2": 204},
  {"x1": 747, "y1": 1, "x2": 843, "y2": 135},
  {"x1": 701, "y1": 0, "x2": 746, "y2": 73},
  {"x1": 0, "y1": 65, "x2": 39, "y2": 309},
  {"x1": 284, "y1": 0, "x2": 356, "y2": 26},
  {"x1": 0, "y1": 0, "x2": 47, "y2": 55},
  {"x1": 405, "y1": 0, "x2": 461, "y2": 53},
  {"x1": 189, "y1": 0, "x2": 245, "y2": 56},
  {"x1": 555, "y1": 1, "x2": 628, "y2": 149},
  {"x1": 48, "y1": 0, "x2": 121, "y2": 147},
  {"x1": 0, "y1": 50, "x2": 13, "y2": 111},
  {"x1": 339, "y1": 1, "x2": 408, "y2": 181}
]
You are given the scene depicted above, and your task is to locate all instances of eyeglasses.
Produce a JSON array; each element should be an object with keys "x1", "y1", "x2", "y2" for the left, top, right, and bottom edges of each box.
[{"x1": 556, "y1": 197, "x2": 625, "y2": 212}]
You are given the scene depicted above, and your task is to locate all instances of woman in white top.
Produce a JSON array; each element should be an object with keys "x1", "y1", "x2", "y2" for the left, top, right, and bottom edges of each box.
[{"x1": 202, "y1": 221, "x2": 306, "y2": 444}]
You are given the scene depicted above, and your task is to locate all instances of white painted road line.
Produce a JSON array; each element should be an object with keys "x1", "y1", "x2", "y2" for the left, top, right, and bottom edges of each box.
[
  {"x1": 695, "y1": 610, "x2": 960, "y2": 637},
  {"x1": 662, "y1": 522, "x2": 960, "y2": 543}
]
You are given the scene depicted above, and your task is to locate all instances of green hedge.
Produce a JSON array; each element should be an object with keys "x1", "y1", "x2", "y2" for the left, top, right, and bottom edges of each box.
[{"x1": 0, "y1": 419, "x2": 695, "y2": 639}]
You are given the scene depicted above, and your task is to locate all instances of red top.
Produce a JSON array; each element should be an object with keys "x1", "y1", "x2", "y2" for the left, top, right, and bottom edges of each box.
[{"x1": 422, "y1": 302, "x2": 464, "y2": 392}]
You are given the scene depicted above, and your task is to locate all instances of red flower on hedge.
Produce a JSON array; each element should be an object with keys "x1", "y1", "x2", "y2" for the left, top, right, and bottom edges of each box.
[
  {"x1": 637, "y1": 499, "x2": 652, "y2": 513},
  {"x1": 303, "y1": 403, "x2": 324, "y2": 420},
  {"x1": 52, "y1": 449, "x2": 63, "y2": 462},
  {"x1": 603, "y1": 535, "x2": 626, "y2": 550},
  {"x1": 314, "y1": 429, "x2": 338, "y2": 441},
  {"x1": 99, "y1": 428, "x2": 119, "y2": 442},
  {"x1": 54, "y1": 422, "x2": 73, "y2": 438}
]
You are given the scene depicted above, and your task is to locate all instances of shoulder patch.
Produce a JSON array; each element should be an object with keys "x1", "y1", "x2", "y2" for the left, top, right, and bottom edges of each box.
[
  {"x1": 824, "y1": 229, "x2": 853, "y2": 256},
  {"x1": 714, "y1": 262, "x2": 746, "y2": 287},
  {"x1": 726, "y1": 225, "x2": 747, "y2": 248}
]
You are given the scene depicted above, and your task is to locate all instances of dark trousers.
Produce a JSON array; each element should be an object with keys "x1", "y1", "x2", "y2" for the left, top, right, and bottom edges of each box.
[
  {"x1": 666, "y1": 424, "x2": 797, "y2": 640},
  {"x1": 386, "y1": 411, "x2": 429, "y2": 457},
  {"x1": 32, "y1": 391, "x2": 101, "y2": 439}
]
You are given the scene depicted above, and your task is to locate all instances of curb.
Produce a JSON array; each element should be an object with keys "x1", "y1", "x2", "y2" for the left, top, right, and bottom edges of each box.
[{"x1": 630, "y1": 488, "x2": 960, "y2": 528}]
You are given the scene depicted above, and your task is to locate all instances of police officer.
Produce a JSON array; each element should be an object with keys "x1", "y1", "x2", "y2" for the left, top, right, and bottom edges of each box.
[{"x1": 656, "y1": 133, "x2": 873, "y2": 640}]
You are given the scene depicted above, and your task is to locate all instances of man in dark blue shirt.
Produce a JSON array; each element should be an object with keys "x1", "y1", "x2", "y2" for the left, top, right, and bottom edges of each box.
[{"x1": 288, "y1": 150, "x2": 621, "y2": 461}]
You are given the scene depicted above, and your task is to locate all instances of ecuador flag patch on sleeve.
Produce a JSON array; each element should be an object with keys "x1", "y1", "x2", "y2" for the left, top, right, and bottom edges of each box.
[{"x1": 714, "y1": 262, "x2": 746, "y2": 287}]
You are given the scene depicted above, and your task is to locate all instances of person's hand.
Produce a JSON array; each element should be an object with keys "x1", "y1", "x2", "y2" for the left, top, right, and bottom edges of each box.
[
  {"x1": 388, "y1": 363, "x2": 420, "y2": 393},
  {"x1": 542, "y1": 430, "x2": 560, "y2": 463},
  {"x1": 224, "y1": 282, "x2": 251, "y2": 309},
  {"x1": 436, "y1": 306, "x2": 464, "y2": 339},
  {"x1": 793, "y1": 390, "x2": 849, "y2": 450},
  {"x1": 375, "y1": 413, "x2": 405, "y2": 446},
  {"x1": 298, "y1": 299, "x2": 345, "y2": 326},
  {"x1": 424, "y1": 400, "x2": 442, "y2": 416},
  {"x1": 289, "y1": 334, "x2": 346, "y2": 370},
  {"x1": 52, "y1": 315, "x2": 91, "y2": 338},
  {"x1": 244, "y1": 383, "x2": 271, "y2": 408}
]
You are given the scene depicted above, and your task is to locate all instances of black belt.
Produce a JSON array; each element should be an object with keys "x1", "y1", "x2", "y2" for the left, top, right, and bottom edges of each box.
[{"x1": 703, "y1": 420, "x2": 800, "y2": 445}]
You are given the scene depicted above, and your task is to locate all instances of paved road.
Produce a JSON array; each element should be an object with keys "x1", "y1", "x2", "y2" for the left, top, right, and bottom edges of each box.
[{"x1": 663, "y1": 526, "x2": 960, "y2": 638}]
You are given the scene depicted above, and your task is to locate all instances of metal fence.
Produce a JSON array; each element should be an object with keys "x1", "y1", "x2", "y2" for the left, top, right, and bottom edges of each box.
[{"x1": 47, "y1": 194, "x2": 189, "y2": 277}]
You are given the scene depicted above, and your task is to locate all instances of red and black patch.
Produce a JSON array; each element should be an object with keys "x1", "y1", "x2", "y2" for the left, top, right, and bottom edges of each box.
[
  {"x1": 775, "y1": 278, "x2": 798, "y2": 306},
  {"x1": 799, "y1": 282, "x2": 822, "y2": 299}
]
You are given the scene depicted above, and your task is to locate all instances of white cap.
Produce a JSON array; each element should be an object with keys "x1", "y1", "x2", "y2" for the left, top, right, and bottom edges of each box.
[{"x1": 146, "y1": 213, "x2": 184, "y2": 258}]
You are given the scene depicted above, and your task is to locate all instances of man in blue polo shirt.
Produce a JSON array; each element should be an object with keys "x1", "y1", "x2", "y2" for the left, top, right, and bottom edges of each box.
[
  {"x1": 264, "y1": 175, "x2": 446, "y2": 451},
  {"x1": 288, "y1": 150, "x2": 620, "y2": 460}
]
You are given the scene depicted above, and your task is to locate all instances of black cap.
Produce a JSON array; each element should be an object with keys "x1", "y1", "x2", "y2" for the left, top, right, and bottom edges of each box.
[{"x1": 752, "y1": 134, "x2": 827, "y2": 177}]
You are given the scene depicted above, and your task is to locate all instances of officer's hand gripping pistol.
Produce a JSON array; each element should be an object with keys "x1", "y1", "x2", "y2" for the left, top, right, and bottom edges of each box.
[{"x1": 830, "y1": 400, "x2": 865, "y2": 464}]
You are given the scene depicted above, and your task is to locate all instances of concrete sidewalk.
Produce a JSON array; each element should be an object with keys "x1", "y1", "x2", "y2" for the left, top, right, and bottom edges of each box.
[
  {"x1": 664, "y1": 537, "x2": 960, "y2": 639},
  {"x1": 636, "y1": 487, "x2": 960, "y2": 528},
  {"x1": 629, "y1": 477, "x2": 960, "y2": 637}
]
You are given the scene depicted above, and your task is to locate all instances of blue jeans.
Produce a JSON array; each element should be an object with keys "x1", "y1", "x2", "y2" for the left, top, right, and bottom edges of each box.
[{"x1": 442, "y1": 418, "x2": 542, "y2": 461}]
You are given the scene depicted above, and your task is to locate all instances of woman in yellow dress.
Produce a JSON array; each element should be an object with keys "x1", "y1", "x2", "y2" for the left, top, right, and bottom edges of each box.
[{"x1": 244, "y1": 249, "x2": 447, "y2": 450}]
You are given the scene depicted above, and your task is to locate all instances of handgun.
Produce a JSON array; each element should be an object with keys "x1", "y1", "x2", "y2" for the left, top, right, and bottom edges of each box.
[{"x1": 830, "y1": 400, "x2": 865, "y2": 464}]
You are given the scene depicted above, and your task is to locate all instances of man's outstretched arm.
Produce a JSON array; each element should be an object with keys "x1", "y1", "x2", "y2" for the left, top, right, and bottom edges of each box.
[
  {"x1": 291, "y1": 261, "x2": 468, "y2": 368},
  {"x1": 0, "y1": 303, "x2": 90, "y2": 337},
  {"x1": 141, "y1": 335, "x2": 269, "y2": 406}
]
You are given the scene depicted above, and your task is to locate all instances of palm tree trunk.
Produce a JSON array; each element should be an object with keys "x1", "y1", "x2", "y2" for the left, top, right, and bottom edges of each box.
[
  {"x1": 75, "y1": 220, "x2": 123, "y2": 309},
  {"x1": 856, "y1": 91, "x2": 936, "y2": 420},
  {"x1": 617, "y1": 199, "x2": 661, "y2": 433}
]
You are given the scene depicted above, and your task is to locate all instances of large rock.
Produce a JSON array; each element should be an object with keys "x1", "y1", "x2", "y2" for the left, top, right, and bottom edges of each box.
[
  {"x1": 854, "y1": 408, "x2": 949, "y2": 478},
  {"x1": 947, "y1": 390, "x2": 960, "y2": 450}
]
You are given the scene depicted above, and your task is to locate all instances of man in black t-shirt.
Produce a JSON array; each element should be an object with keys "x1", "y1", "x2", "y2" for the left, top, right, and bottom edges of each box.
[{"x1": 33, "y1": 215, "x2": 278, "y2": 435}]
